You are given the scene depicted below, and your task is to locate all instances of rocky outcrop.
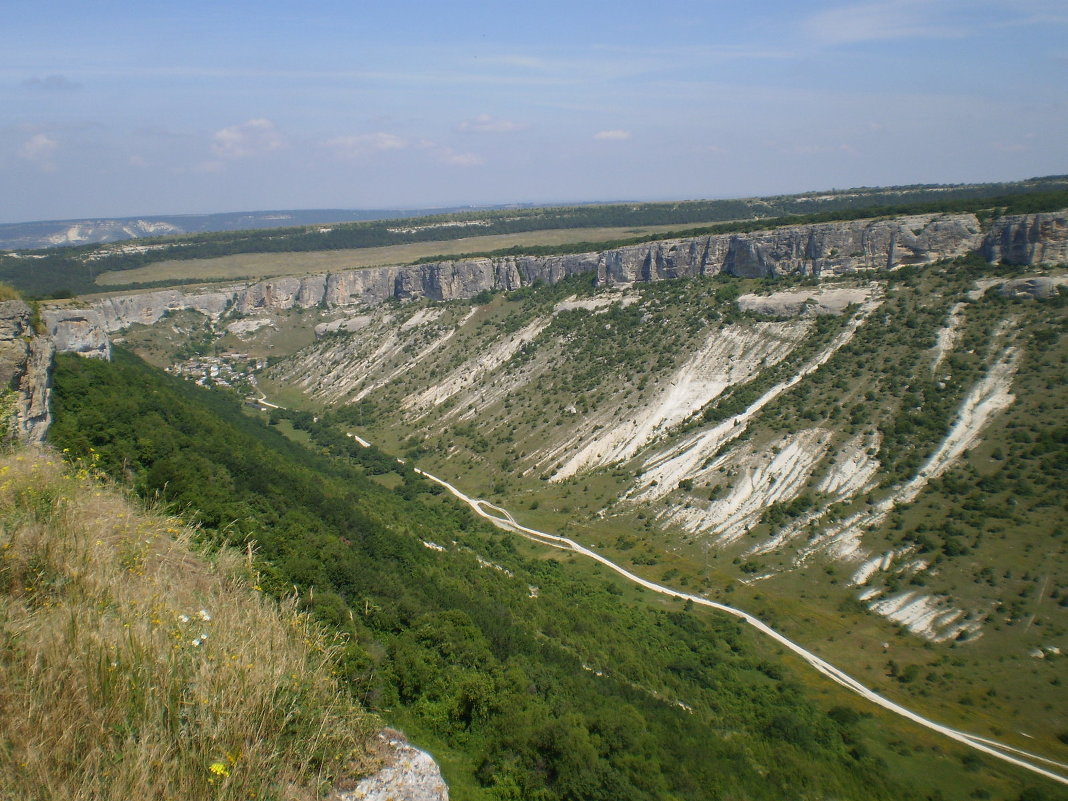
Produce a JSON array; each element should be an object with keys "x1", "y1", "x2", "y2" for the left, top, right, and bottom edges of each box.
[
  {"x1": 736, "y1": 286, "x2": 874, "y2": 317},
  {"x1": 42, "y1": 308, "x2": 111, "y2": 359},
  {"x1": 331, "y1": 730, "x2": 448, "y2": 801},
  {"x1": 597, "y1": 213, "x2": 984, "y2": 282},
  {"x1": 982, "y1": 212, "x2": 1068, "y2": 265},
  {"x1": 80, "y1": 255, "x2": 598, "y2": 332},
  {"x1": 995, "y1": 275, "x2": 1068, "y2": 300},
  {"x1": 0, "y1": 301, "x2": 54, "y2": 444},
  {"x1": 93, "y1": 287, "x2": 236, "y2": 331}
]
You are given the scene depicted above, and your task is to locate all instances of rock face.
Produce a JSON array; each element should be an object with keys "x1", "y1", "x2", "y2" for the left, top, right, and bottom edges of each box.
[
  {"x1": 42, "y1": 209, "x2": 1068, "y2": 348},
  {"x1": 93, "y1": 288, "x2": 236, "y2": 331},
  {"x1": 983, "y1": 212, "x2": 1068, "y2": 265},
  {"x1": 331, "y1": 730, "x2": 448, "y2": 801},
  {"x1": 596, "y1": 213, "x2": 984, "y2": 282},
  {"x1": 42, "y1": 308, "x2": 112, "y2": 359},
  {"x1": 0, "y1": 301, "x2": 54, "y2": 444}
]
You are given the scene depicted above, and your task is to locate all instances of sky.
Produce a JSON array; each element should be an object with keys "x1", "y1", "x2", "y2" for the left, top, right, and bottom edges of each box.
[{"x1": 1, "y1": 0, "x2": 1066, "y2": 223}]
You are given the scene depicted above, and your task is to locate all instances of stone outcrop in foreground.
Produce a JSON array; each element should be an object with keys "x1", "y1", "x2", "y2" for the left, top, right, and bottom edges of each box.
[{"x1": 331, "y1": 730, "x2": 448, "y2": 801}]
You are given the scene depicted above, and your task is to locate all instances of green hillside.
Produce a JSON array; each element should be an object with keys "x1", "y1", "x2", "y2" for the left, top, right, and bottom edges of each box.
[
  {"x1": 248, "y1": 257, "x2": 1067, "y2": 767},
  {"x1": 42, "y1": 348, "x2": 1064, "y2": 800}
]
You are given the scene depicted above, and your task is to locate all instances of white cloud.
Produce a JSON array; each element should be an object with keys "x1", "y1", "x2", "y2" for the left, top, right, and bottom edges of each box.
[
  {"x1": 594, "y1": 129, "x2": 632, "y2": 141},
  {"x1": 210, "y1": 118, "x2": 285, "y2": 159},
  {"x1": 805, "y1": 1, "x2": 967, "y2": 44},
  {"x1": 326, "y1": 132, "x2": 407, "y2": 159},
  {"x1": 440, "y1": 148, "x2": 484, "y2": 167},
  {"x1": 781, "y1": 142, "x2": 860, "y2": 156},
  {"x1": 20, "y1": 133, "x2": 59, "y2": 171},
  {"x1": 458, "y1": 113, "x2": 527, "y2": 133}
]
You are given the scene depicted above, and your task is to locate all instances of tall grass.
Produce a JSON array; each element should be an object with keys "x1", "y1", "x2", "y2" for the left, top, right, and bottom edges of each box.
[{"x1": 0, "y1": 449, "x2": 380, "y2": 800}]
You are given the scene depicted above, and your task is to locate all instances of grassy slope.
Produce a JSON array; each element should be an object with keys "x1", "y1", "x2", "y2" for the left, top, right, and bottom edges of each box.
[
  {"x1": 44, "y1": 349, "x2": 1068, "y2": 800},
  {"x1": 0, "y1": 449, "x2": 378, "y2": 801}
]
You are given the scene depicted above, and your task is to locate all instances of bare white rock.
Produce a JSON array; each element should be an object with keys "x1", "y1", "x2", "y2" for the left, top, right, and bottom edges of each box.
[{"x1": 331, "y1": 730, "x2": 448, "y2": 801}]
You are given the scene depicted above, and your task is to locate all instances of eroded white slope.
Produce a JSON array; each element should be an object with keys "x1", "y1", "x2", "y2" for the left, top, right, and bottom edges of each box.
[
  {"x1": 744, "y1": 432, "x2": 883, "y2": 558},
  {"x1": 782, "y1": 345, "x2": 1021, "y2": 641},
  {"x1": 930, "y1": 302, "x2": 966, "y2": 374},
  {"x1": 550, "y1": 321, "x2": 809, "y2": 480},
  {"x1": 800, "y1": 344, "x2": 1019, "y2": 563},
  {"x1": 403, "y1": 318, "x2": 550, "y2": 415},
  {"x1": 813, "y1": 432, "x2": 882, "y2": 497},
  {"x1": 868, "y1": 592, "x2": 975, "y2": 643},
  {"x1": 632, "y1": 296, "x2": 883, "y2": 503},
  {"x1": 277, "y1": 307, "x2": 471, "y2": 404},
  {"x1": 663, "y1": 428, "x2": 832, "y2": 544}
]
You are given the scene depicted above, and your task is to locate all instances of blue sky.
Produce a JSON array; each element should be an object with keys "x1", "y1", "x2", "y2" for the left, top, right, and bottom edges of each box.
[{"x1": 2, "y1": 0, "x2": 1066, "y2": 223}]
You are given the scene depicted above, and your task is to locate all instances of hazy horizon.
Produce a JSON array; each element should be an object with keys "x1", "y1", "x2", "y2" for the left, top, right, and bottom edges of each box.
[{"x1": 3, "y1": 0, "x2": 1066, "y2": 224}]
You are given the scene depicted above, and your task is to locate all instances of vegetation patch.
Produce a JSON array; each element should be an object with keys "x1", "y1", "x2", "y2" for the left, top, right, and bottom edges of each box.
[
  {"x1": 0, "y1": 450, "x2": 379, "y2": 800},
  {"x1": 42, "y1": 348, "x2": 1043, "y2": 800}
]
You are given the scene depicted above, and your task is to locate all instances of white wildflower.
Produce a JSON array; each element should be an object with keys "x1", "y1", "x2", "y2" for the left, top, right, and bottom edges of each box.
[{"x1": 198, "y1": 609, "x2": 211, "y2": 622}]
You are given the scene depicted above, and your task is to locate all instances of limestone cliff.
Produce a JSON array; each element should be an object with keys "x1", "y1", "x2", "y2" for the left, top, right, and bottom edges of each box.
[
  {"x1": 982, "y1": 211, "x2": 1068, "y2": 265},
  {"x1": 598, "y1": 213, "x2": 984, "y2": 282},
  {"x1": 42, "y1": 308, "x2": 112, "y2": 359},
  {"x1": 42, "y1": 209, "x2": 1068, "y2": 347},
  {"x1": 0, "y1": 301, "x2": 54, "y2": 444}
]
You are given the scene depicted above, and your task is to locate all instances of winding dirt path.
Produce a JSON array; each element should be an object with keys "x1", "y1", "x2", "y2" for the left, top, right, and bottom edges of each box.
[
  {"x1": 283, "y1": 412, "x2": 1068, "y2": 786},
  {"x1": 408, "y1": 466, "x2": 1068, "y2": 787}
]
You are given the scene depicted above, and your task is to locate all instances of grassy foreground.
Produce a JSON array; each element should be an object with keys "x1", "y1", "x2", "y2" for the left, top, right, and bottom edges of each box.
[{"x1": 0, "y1": 448, "x2": 379, "y2": 801}]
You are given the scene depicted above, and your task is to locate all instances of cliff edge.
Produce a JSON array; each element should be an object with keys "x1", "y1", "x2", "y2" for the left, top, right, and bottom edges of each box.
[{"x1": 0, "y1": 300, "x2": 53, "y2": 444}]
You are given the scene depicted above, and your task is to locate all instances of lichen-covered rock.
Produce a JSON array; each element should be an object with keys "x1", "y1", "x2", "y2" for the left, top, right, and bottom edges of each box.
[{"x1": 331, "y1": 730, "x2": 448, "y2": 801}]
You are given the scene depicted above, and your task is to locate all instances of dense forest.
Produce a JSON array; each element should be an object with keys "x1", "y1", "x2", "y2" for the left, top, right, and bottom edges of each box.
[{"x1": 45, "y1": 349, "x2": 1059, "y2": 801}]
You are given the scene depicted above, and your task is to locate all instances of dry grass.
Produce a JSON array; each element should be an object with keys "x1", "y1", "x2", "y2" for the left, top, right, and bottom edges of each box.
[
  {"x1": 0, "y1": 449, "x2": 379, "y2": 801},
  {"x1": 92, "y1": 221, "x2": 721, "y2": 288}
]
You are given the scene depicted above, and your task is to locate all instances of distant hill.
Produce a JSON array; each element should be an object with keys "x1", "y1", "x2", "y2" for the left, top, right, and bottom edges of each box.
[
  {"x1": 0, "y1": 207, "x2": 480, "y2": 251},
  {"x1": 4, "y1": 175, "x2": 1067, "y2": 255},
  {"x1": 3, "y1": 175, "x2": 1068, "y2": 299}
]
